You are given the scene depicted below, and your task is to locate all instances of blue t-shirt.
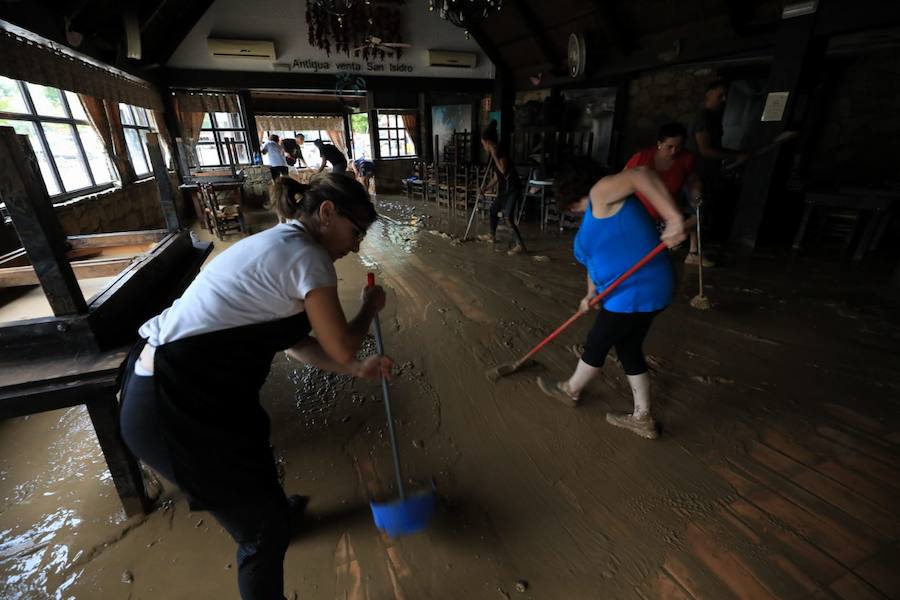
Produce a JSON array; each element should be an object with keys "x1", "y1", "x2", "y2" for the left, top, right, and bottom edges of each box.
[{"x1": 573, "y1": 196, "x2": 674, "y2": 313}]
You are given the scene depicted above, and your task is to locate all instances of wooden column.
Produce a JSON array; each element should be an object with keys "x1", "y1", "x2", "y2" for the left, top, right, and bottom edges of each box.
[
  {"x1": 729, "y1": 9, "x2": 825, "y2": 254},
  {"x1": 418, "y1": 92, "x2": 431, "y2": 163},
  {"x1": 342, "y1": 113, "x2": 353, "y2": 160},
  {"x1": 368, "y1": 91, "x2": 381, "y2": 161},
  {"x1": 493, "y1": 69, "x2": 515, "y2": 151},
  {"x1": 238, "y1": 90, "x2": 260, "y2": 150},
  {"x1": 146, "y1": 132, "x2": 180, "y2": 232},
  {"x1": 0, "y1": 127, "x2": 87, "y2": 316}
]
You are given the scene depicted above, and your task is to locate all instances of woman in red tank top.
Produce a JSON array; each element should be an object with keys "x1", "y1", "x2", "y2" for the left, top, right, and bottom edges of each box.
[{"x1": 624, "y1": 122, "x2": 711, "y2": 266}]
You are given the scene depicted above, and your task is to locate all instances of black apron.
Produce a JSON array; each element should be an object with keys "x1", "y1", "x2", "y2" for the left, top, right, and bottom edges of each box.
[{"x1": 137, "y1": 312, "x2": 311, "y2": 510}]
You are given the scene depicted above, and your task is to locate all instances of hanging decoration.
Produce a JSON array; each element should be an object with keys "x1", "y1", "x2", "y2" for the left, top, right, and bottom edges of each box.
[
  {"x1": 306, "y1": 0, "x2": 406, "y2": 61},
  {"x1": 427, "y1": 0, "x2": 503, "y2": 36}
]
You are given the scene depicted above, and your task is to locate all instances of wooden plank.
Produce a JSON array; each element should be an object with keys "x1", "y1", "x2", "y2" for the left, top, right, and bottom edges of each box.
[
  {"x1": 853, "y1": 544, "x2": 900, "y2": 599},
  {"x1": 66, "y1": 230, "x2": 168, "y2": 250},
  {"x1": 685, "y1": 522, "x2": 779, "y2": 599},
  {"x1": 714, "y1": 462, "x2": 874, "y2": 567},
  {"x1": 817, "y1": 426, "x2": 900, "y2": 470},
  {"x1": 727, "y1": 497, "x2": 846, "y2": 584},
  {"x1": 749, "y1": 441, "x2": 898, "y2": 537},
  {"x1": 0, "y1": 257, "x2": 134, "y2": 286},
  {"x1": 653, "y1": 568, "x2": 696, "y2": 600},
  {"x1": 761, "y1": 429, "x2": 900, "y2": 512},
  {"x1": 662, "y1": 556, "x2": 725, "y2": 600},
  {"x1": 146, "y1": 132, "x2": 180, "y2": 232},
  {"x1": 830, "y1": 572, "x2": 889, "y2": 600},
  {"x1": 0, "y1": 128, "x2": 86, "y2": 315},
  {"x1": 822, "y1": 403, "x2": 887, "y2": 436}
]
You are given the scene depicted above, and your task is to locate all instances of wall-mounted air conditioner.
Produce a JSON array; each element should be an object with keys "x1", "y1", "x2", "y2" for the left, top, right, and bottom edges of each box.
[
  {"x1": 427, "y1": 50, "x2": 477, "y2": 68},
  {"x1": 208, "y1": 39, "x2": 276, "y2": 60}
]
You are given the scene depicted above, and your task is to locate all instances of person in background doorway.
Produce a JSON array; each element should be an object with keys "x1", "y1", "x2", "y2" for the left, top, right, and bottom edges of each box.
[
  {"x1": 314, "y1": 139, "x2": 348, "y2": 174},
  {"x1": 625, "y1": 122, "x2": 710, "y2": 266},
  {"x1": 536, "y1": 158, "x2": 685, "y2": 440},
  {"x1": 686, "y1": 80, "x2": 750, "y2": 239},
  {"x1": 352, "y1": 157, "x2": 375, "y2": 192},
  {"x1": 261, "y1": 134, "x2": 288, "y2": 181},
  {"x1": 289, "y1": 133, "x2": 308, "y2": 168},
  {"x1": 477, "y1": 120, "x2": 527, "y2": 256}
]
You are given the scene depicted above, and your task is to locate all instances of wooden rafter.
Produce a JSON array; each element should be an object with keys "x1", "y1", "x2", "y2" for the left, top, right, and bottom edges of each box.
[{"x1": 514, "y1": 0, "x2": 560, "y2": 66}]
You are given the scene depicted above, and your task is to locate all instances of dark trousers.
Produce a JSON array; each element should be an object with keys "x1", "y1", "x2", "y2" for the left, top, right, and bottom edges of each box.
[
  {"x1": 270, "y1": 166, "x2": 288, "y2": 181},
  {"x1": 581, "y1": 308, "x2": 660, "y2": 374},
  {"x1": 120, "y1": 372, "x2": 290, "y2": 600},
  {"x1": 490, "y1": 189, "x2": 526, "y2": 249}
]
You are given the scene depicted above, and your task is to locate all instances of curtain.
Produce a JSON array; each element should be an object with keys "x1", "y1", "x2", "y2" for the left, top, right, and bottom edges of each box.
[
  {"x1": 150, "y1": 109, "x2": 175, "y2": 168},
  {"x1": 173, "y1": 91, "x2": 240, "y2": 113},
  {"x1": 0, "y1": 27, "x2": 163, "y2": 111},
  {"x1": 255, "y1": 115, "x2": 343, "y2": 132},
  {"x1": 79, "y1": 94, "x2": 117, "y2": 179},
  {"x1": 401, "y1": 113, "x2": 418, "y2": 155},
  {"x1": 327, "y1": 130, "x2": 346, "y2": 152},
  {"x1": 106, "y1": 101, "x2": 135, "y2": 185},
  {"x1": 173, "y1": 95, "x2": 207, "y2": 168}
]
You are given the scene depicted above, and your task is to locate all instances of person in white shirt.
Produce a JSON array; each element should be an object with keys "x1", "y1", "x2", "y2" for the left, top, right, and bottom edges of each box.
[
  {"x1": 118, "y1": 173, "x2": 390, "y2": 600},
  {"x1": 260, "y1": 134, "x2": 288, "y2": 181}
]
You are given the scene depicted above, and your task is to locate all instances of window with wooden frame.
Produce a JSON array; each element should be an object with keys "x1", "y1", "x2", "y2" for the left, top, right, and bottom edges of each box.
[
  {"x1": 376, "y1": 111, "x2": 416, "y2": 158},
  {"x1": 0, "y1": 76, "x2": 116, "y2": 201},
  {"x1": 197, "y1": 112, "x2": 250, "y2": 167}
]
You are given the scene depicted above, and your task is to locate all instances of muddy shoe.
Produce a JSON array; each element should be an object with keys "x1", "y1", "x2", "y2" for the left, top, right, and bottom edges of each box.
[
  {"x1": 507, "y1": 244, "x2": 525, "y2": 256},
  {"x1": 605, "y1": 412, "x2": 659, "y2": 439},
  {"x1": 476, "y1": 234, "x2": 495, "y2": 242},
  {"x1": 684, "y1": 252, "x2": 715, "y2": 267},
  {"x1": 537, "y1": 376, "x2": 579, "y2": 408}
]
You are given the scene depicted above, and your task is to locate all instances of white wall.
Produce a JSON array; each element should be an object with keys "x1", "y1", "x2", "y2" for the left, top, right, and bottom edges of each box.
[{"x1": 167, "y1": 0, "x2": 494, "y2": 79}]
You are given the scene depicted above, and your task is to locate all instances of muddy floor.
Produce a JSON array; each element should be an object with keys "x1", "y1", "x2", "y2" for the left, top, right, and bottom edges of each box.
[{"x1": 2, "y1": 195, "x2": 899, "y2": 599}]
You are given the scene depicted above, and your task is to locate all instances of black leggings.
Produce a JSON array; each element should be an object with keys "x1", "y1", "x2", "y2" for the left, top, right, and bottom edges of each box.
[
  {"x1": 490, "y1": 189, "x2": 526, "y2": 249},
  {"x1": 580, "y1": 308, "x2": 660, "y2": 374},
  {"x1": 120, "y1": 372, "x2": 291, "y2": 600}
]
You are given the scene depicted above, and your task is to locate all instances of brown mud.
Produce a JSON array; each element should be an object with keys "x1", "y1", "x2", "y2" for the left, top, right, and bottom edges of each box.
[{"x1": 2, "y1": 196, "x2": 899, "y2": 599}]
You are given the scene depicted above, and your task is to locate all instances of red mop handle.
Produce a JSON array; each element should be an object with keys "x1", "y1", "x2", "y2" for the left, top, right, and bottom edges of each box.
[
  {"x1": 367, "y1": 272, "x2": 375, "y2": 288},
  {"x1": 513, "y1": 240, "x2": 668, "y2": 368}
]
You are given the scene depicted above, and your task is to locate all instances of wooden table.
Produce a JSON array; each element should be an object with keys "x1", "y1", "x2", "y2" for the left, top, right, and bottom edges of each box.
[{"x1": 179, "y1": 180, "x2": 245, "y2": 232}]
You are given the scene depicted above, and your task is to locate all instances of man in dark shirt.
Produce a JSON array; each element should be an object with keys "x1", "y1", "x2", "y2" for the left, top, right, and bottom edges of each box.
[
  {"x1": 288, "y1": 133, "x2": 308, "y2": 168},
  {"x1": 314, "y1": 139, "x2": 348, "y2": 174},
  {"x1": 686, "y1": 80, "x2": 750, "y2": 239}
]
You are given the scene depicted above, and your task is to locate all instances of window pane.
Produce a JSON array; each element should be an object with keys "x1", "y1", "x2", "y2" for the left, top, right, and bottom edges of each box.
[
  {"x1": 0, "y1": 118, "x2": 60, "y2": 195},
  {"x1": 201, "y1": 114, "x2": 212, "y2": 128},
  {"x1": 134, "y1": 107, "x2": 149, "y2": 127},
  {"x1": 377, "y1": 114, "x2": 388, "y2": 127},
  {"x1": 196, "y1": 144, "x2": 221, "y2": 166},
  {"x1": 27, "y1": 83, "x2": 66, "y2": 117},
  {"x1": 214, "y1": 112, "x2": 241, "y2": 128},
  {"x1": 0, "y1": 77, "x2": 29, "y2": 114},
  {"x1": 198, "y1": 131, "x2": 215, "y2": 143},
  {"x1": 379, "y1": 141, "x2": 391, "y2": 157},
  {"x1": 124, "y1": 128, "x2": 149, "y2": 176},
  {"x1": 41, "y1": 122, "x2": 91, "y2": 191},
  {"x1": 139, "y1": 130, "x2": 154, "y2": 171},
  {"x1": 65, "y1": 91, "x2": 88, "y2": 121},
  {"x1": 119, "y1": 104, "x2": 135, "y2": 125},
  {"x1": 76, "y1": 124, "x2": 115, "y2": 184}
]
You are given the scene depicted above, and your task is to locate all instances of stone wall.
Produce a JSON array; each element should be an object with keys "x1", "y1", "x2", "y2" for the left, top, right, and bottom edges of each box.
[
  {"x1": 0, "y1": 174, "x2": 184, "y2": 253},
  {"x1": 806, "y1": 50, "x2": 900, "y2": 187},
  {"x1": 622, "y1": 65, "x2": 718, "y2": 165}
]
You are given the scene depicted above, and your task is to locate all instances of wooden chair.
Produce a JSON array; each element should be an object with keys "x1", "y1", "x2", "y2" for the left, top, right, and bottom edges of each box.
[
  {"x1": 452, "y1": 164, "x2": 470, "y2": 212},
  {"x1": 410, "y1": 162, "x2": 427, "y2": 201},
  {"x1": 436, "y1": 164, "x2": 451, "y2": 209},
  {"x1": 423, "y1": 163, "x2": 437, "y2": 203},
  {"x1": 200, "y1": 183, "x2": 245, "y2": 241}
]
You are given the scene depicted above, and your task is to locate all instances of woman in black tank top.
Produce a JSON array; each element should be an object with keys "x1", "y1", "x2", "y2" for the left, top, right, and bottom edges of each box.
[{"x1": 477, "y1": 121, "x2": 526, "y2": 255}]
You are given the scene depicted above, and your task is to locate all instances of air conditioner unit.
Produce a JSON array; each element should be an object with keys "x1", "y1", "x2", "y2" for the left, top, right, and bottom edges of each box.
[
  {"x1": 427, "y1": 50, "x2": 477, "y2": 69},
  {"x1": 208, "y1": 39, "x2": 276, "y2": 60}
]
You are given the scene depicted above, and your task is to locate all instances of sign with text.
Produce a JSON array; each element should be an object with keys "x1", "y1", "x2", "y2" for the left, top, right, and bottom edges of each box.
[{"x1": 286, "y1": 59, "x2": 415, "y2": 74}]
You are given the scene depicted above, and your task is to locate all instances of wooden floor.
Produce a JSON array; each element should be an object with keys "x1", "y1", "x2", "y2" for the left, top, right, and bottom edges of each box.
[{"x1": 652, "y1": 407, "x2": 900, "y2": 599}]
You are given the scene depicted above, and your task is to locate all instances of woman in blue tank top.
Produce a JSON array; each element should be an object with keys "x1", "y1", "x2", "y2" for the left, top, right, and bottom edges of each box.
[{"x1": 536, "y1": 158, "x2": 686, "y2": 439}]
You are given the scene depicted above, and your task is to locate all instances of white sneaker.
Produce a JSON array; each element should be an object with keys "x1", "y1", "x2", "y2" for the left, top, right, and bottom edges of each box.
[
  {"x1": 605, "y1": 412, "x2": 659, "y2": 439},
  {"x1": 684, "y1": 252, "x2": 714, "y2": 267}
]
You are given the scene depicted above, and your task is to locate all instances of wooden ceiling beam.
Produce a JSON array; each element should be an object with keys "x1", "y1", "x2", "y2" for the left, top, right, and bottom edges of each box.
[
  {"x1": 589, "y1": 0, "x2": 633, "y2": 56},
  {"x1": 514, "y1": 0, "x2": 561, "y2": 67}
]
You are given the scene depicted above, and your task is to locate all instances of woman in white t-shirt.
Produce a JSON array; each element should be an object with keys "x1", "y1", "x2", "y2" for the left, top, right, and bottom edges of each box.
[
  {"x1": 118, "y1": 173, "x2": 390, "y2": 600},
  {"x1": 261, "y1": 134, "x2": 289, "y2": 181}
]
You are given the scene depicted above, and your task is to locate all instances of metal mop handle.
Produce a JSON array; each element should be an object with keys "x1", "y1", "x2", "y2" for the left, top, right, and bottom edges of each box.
[
  {"x1": 367, "y1": 273, "x2": 406, "y2": 500},
  {"x1": 696, "y1": 207, "x2": 704, "y2": 295}
]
